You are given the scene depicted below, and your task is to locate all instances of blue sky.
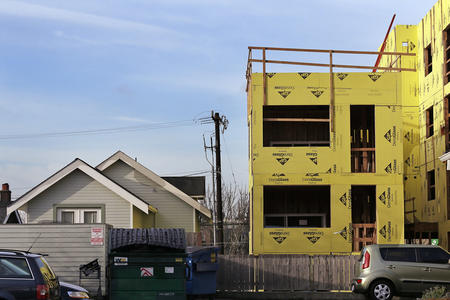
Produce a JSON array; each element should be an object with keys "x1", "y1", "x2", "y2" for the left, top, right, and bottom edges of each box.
[{"x1": 0, "y1": 0, "x2": 437, "y2": 198}]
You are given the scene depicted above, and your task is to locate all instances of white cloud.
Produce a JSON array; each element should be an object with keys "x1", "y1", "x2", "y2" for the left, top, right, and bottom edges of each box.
[{"x1": 0, "y1": 0, "x2": 180, "y2": 36}]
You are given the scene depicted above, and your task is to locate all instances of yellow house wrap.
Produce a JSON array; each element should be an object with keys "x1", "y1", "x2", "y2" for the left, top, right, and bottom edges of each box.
[
  {"x1": 249, "y1": 72, "x2": 405, "y2": 254},
  {"x1": 248, "y1": 0, "x2": 450, "y2": 255},
  {"x1": 379, "y1": 0, "x2": 450, "y2": 251}
]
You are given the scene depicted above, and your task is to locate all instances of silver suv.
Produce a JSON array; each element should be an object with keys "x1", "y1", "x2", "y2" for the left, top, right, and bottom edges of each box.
[{"x1": 351, "y1": 244, "x2": 450, "y2": 300}]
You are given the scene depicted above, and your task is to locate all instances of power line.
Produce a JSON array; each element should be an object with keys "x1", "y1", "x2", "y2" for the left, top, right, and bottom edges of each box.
[
  {"x1": 0, "y1": 119, "x2": 196, "y2": 141},
  {"x1": 160, "y1": 170, "x2": 211, "y2": 176}
]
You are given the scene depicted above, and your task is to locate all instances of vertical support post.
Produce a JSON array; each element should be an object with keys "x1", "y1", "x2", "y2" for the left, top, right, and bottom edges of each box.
[
  {"x1": 329, "y1": 50, "x2": 335, "y2": 133},
  {"x1": 263, "y1": 48, "x2": 267, "y2": 106}
]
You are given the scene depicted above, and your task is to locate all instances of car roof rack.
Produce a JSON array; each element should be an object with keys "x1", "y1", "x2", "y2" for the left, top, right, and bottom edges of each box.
[{"x1": 0, "y1": 249, "x2": 43, "y2": 256}]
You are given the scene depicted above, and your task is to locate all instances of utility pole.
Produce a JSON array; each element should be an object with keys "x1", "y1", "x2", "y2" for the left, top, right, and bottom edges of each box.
[
  {"x1": 212, "y1": 111, "x2": 227, "y2": 254},
  {"x1": 209, "y1": 136, "x2": 217, "y2": 246}
]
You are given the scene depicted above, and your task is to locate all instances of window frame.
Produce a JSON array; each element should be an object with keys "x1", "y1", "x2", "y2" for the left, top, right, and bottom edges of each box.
[{"x1": 54, "y1": 204, "x2": 105, "y2": 224}]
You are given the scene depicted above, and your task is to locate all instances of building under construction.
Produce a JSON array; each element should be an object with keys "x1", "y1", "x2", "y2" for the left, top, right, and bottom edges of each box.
[{"x1": 247, "y1": 0, "x2": 450, "y2": 254}]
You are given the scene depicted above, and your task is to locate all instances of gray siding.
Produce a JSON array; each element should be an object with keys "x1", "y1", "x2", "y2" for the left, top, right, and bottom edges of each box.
[
  {"x1": 0, "y1": 224, "x2": 110, "y2": 296},
  {"x1": 102, "y1": 160, "x2": 195, "y2": 231},
  {"x1": 26, "y1": 169, "x2": 131, "y2": 228}
]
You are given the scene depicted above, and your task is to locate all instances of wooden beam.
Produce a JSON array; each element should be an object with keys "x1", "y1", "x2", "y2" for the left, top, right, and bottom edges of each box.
[
  {"x1": 249, "y1": 59, "x2": 416, "y2": 72},
  {"x1": 329, "y1": 50, "x2": 335, "y2": 133},
  {"x1": 248, "y1": 46, "x2": 416, "y2": 56},
  {"x1": 262, "y1": 48, "x2": 266, "y2": 106},
  {"x1": 351, "y1": 148, "x2": 376, "y2": 151},
  {"x1": 263, "y1": 118, "x2": 330, "y2": 122}
]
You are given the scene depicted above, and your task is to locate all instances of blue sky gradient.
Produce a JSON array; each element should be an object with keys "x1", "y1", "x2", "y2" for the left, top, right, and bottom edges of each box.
[{"x1": 0, "y1": 0, "x2": 437, "y2": 198}]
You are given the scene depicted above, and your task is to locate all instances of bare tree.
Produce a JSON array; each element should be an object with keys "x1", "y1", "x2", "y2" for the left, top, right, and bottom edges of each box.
[{"x1": 202, "y1": 182, "x2": 249, "y2": 254}]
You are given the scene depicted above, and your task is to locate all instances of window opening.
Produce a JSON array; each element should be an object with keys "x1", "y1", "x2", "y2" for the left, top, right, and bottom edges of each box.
[
  {"x1": 427, "y1": 170, "x2": 435, "y2": 201},
  {"x1": 424, "y1": 44, "x2": 432, "y2": 76},
  {"x1": 264, "y1": 185, "x2": 330, "y2": 228},
  {"x1": 263, "y1": 105, "x2": 330, "y2": 147},
  {"x1": 351, "y1": 105, "x2": 375, "y2": 173},
  {"x1": 426, "y1": 106, "x2": 434, "y2": 138},
  {"x1": 444, "y1": 26, "x2": 450, "y2": 84},
  {"x1": 351, "y1": 185, "x2": 376, "y2": 252},
  {"x1": 445, "y1": 98, "x2": 450, "y2": 151}
]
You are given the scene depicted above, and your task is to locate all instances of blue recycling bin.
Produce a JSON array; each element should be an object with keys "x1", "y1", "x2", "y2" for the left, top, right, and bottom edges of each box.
[{"x1": 186, "y1": 246, "x2": 219, "y2": 299}]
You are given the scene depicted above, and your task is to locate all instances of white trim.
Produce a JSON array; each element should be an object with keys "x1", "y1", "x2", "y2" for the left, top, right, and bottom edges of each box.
[
  {"x1": 439, "y1": 152, "x2": 450, "y2": 170},
  {"x1": 439, "y1": 151, "x2": 450, "y2": 162},
  {"x1": 130, "y1": 203, "x2": 133, "y2": 228},
  {"x1": 193, "y1": 209, "x2": 196, "y2": 232},
  {"x1": 7, "y1": 159, "x2": 157, "y2": 216},
  {"x1": 97, "y1": 151, "x2": 212, "y2": 218}
]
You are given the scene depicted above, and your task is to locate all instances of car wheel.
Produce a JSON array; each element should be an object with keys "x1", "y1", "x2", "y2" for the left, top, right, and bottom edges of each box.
[{"x1": 369, "y1": 280, "x2": 394, "y2": 300}]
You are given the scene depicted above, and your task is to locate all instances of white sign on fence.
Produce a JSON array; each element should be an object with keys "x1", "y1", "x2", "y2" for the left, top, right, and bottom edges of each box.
[{"x1": 90, "y1": 227, "x2": 104, "y2": 245}]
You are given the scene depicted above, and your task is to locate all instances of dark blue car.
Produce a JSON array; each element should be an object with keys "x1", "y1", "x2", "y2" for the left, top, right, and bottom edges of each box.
[{"x1": 0, "y1": 250, "x2": 90, "y2": 300}]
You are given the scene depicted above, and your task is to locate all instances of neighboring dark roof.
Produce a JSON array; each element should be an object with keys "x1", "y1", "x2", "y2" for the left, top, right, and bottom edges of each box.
[
  {"x1": 4, "y1": 211, "x2": 20, "y2": 224},
  {"x1": 109, "y1": 228, "x2": 186, "y2": 251},
  {"x1": 161, "y1": 176, "x2": 205, "y2": 197}
]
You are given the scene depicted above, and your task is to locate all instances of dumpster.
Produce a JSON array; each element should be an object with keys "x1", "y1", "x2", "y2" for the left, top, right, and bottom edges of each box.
[
  {"x1": 186, "y1": 246, "x2": 219, "y2": 299},
  {"x1": 108, "y1": 228, "x2": 187, "y2": 300}
]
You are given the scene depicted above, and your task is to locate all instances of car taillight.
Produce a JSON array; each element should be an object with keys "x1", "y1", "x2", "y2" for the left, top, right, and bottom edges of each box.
[
  {"x1": 362, "y1": 251, "x2": 370, "y2": 269},
  {"x1": 36, "y1": 284, "x2": 49, "y2": 300}
]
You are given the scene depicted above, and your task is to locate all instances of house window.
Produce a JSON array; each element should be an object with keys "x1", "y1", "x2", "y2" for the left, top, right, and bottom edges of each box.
[
  {"x1": 424, "y1": 44, "x2": 432, "y2": 76},
  {"x1": 263, "y1": 105, "x2": 330, "y2": 147},
  {"x1": 57, "y1": 208, "x2": 101, "y2": 224},
  {"x1": 426, "y1": 106, "x2": 434, "y2": 138},
  {"x1": 264, "y1": 186, "x2": 330, "y2": 228},
  {"x1": 427, "y1": 170, "x2": 435, "y2": 201}
]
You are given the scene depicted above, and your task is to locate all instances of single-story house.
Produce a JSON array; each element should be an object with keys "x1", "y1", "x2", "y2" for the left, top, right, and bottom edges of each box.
[{"x1": 6, "y1": 151, "x2": 211, "y2": 232}]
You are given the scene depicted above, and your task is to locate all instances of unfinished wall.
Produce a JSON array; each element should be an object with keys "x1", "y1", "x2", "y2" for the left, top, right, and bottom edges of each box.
[
  {"x1": 249, "y1": 72, "x2": 404, "y2": 254},
  {"x1": 379, "y1": 0, "x2": 450, "y2": 250},
  {"x1": 416, "y1": 0, "x2": 450, "y2": 249}
]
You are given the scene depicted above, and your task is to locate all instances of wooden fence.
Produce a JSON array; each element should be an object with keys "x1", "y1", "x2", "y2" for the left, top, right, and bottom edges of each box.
[{"x1": 217, "y1": 254, "x2": 359, "y2": 292}]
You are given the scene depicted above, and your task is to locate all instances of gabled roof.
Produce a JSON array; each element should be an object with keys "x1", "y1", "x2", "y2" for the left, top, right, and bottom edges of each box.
[
  {"x1": 3, "y1": 210, "x2": 23, "y2": 224},
  {"x1": 97, "y1": 151, "x2": 212, "y2": 218},
  {"x1": 439, "y1": 151, "x2": 450, "y2": 162},
  {"x1": 7, "y1": 159, "x2": 157, "y2": 216}
]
